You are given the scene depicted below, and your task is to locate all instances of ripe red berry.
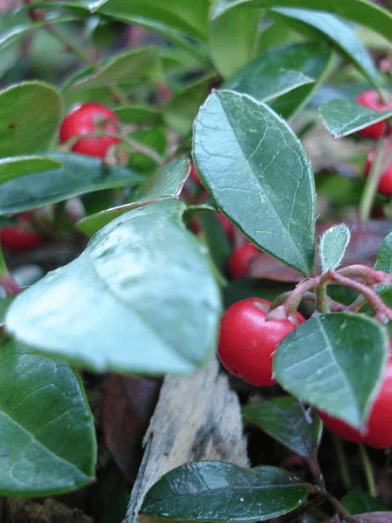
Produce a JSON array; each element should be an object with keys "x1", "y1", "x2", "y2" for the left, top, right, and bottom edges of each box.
[
  {"x1": 227, "y1": 243, "x2": 260, "y2": 279},
  {"x1": 355, "y1": 89, "x2": 392, "y2": 139},
  {"x1": 364, "y1": 142, "x2": 392, "y2": 197},
  {"x1": 59, "y1": 103, "x2": 120, "y2": 157},
  {"x1": 0, "y1": 224, "x2": 45, "y2": 252},
  {"x1": 319, "y1": 340, "x2": 392, "y2": 449},
  {"x1": 217, "y1": 297, "x2": 305, "y2": 387}
]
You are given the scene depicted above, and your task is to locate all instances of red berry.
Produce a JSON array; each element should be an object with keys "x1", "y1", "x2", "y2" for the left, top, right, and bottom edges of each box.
[
  {"x1": 0, "y1": 224, "x2": 45, "y2": 252},
  {"x1": 364, "y1": 142, "x2": 392, "y2": 197},
  {"x1": 215, "y1": 213, "x2": 235, "y2": 240},
  {"x1": 319, "y1": 341, "x2": 392, "y2": 449},
  {"x1": 217, "y1": 297, "x2": 305, "y2": 387},
  {"x1": 59, "y1": 103, "x2": 120, "y2": 157},
  {"x1": 189, "y1": 163, "x2": 203, "y2": 186},
  {"x1": 355, "y1": 89, "x2": 392, "y2": 139},
  {"x1": 227, "y1": 243, "x2": 260, "y2": 279}
]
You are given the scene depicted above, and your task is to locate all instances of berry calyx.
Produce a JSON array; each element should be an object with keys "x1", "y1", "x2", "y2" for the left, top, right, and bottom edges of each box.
[
  {"x1": 355, "y1": 89, "x2": 392, "y2": 140},
  {"x1": 217, "y1": 297, "x2": 305, "y2": 387},
  {"x1": 319, "y1": 340, "x2": 392, "y2": 449},
  {"x1": 59, "y1": 102, "x2": 120, "y2": 157},
  {"x1": 364, "y1": 141, "x2": 392, "y2": 197}
]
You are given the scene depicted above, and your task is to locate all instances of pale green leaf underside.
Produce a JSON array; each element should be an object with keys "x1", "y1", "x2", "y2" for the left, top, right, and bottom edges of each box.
[
  {"x1": 320, "y1": 99, "x2": 392, "y2": 137},
  {"x1": 6, "y1": 200, "x2": 221, "y2": 375},
  {"x1": 319, "y1": 223, "x2": 350, "y2": 272}
]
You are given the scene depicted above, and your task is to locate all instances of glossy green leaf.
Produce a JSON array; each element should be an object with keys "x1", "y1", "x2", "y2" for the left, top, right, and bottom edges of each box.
[
  {"x1": 141, "y1": 461, "x2": 311, "y2": 521},
  {"x1": 210, "y1": 0, "x2": 392, "y2": 49},
  {"x1": 0, "y1": 81, "x2": 62, "y2": 157},
  {"x1": 224, "y1": 42, "x2": 333, "y2": 119},
  {"x1": 320, "y1": 99, "x2": 392, "y2": 138},
  {"x1": 208, "y1": 8, "x2": 261, "y2": 78},
  {"x1": 6, "y1": 200, "x2": 221, "y2": 374},
  {"x1": 98, "y1": 0, "x2": 209, "y2": 40},
  {"x1": 0, "y1": 156, "x2": 63, "y2": 184},
  {"x1": 0, "y1": 151, "x2": 143, "y2": 215},
  {"x1": 0, "y1": 16, "x2": 79, "y2": 51},
  {"x1": 113, "y1": 104, "x2": 163, "y2": 125},
  {"x1": 341, "y1": 490, "x2": 388, "y2": 515},
  {"x1": 319, "y1": 224, "x2": 350, "y2": 272},
  {"x1": 164, "y1": 75, "x2": 213, "y2": 134},
  {"x1": 243, "y1": 396, "x2": 322, "y2": 462},
  {"x1": 0, "y1": 297, "x2": 15, "y2": 323},
  {"x1": 271, "y1": 8, "x2": 378, "y2": 86},
  {"x1": 374, "y1": 232, "x2": 392, "y2": 273},
  {"x1": 77, "y1": 157, "x2": 188, "y2": 235},
  {"x1": 70, "y1": 47, "x2": 158, "y2": 90},
  {"x1": 193, "y1": 90, "x2": 316, "y2": 275},
  {"x1": 0, "y1": 337, "x2": 96, "y2": 496},
  {"x1": 274, "y1": 313, "x2": 389, "y2": 429}
]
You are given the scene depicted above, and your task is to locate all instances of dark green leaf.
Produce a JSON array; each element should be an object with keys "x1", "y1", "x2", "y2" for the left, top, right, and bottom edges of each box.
[
  {"x1": 98, "y1": 0, "x2": 209, "y2": 40},
  {"x1": 141, "y1": 461, "x2": 311, "y2": 521},
  {"x1": 0, "y1": 151, "x2": 143, "y2": 215},
  {"x1": 208, "y1": 8, "x2": 262, "y2": 78},
  {"x1": 320, "y1": 99, "x2": 392, "y2": 138},
  {"x1": 77, "y1": 157, "x2": 189, "y2": 235},
  {"x1": 271, "y1": 8, "x2": 378, "y2": 86},
  {"x1": 6, "y1": 200, "x2": 221, "y2": 374},
  {"x1": 374, "y1": 232, "x2": 392, "y2": 274},
  {"x1": 0, "y1": 337, "x2": 96, "y2": 496},
  {"x1": 164, "y1": 75, "x2": 213, "y2": 134},
  {"x1": 224, "y1": 42, "x2": 333, "y2": 119},
  {"x1": 70, "y1": 47, "x2": 158, "y2": 90},
  {"x1": 243, "y1": 396, "x2": 322, "y2": 462},
  {"x1": 0, "y1": 81, "x2": 62, "y2": 157},
  {"x1": 0, "y1": 296, "x2": 15, "y2": 323},
  {"x1": 193, "y1": 90, "x2": 316, "y2": 275},
  {"x1": 319, "y1": 224, "x2": 351, "y2": 272},
  {"x1": 113, "y1": 104, "x2": 163, "y2": 125},
  {"x1": 210, "y1": 0, "x2": 392, "y2": 50},
  {"x1": 341, "y1": 490, "x2": 388, "y2": 515},
  {"x1": 274, "y1": 313, "x2": 389, "y2": 429},
  {"x1": 0, "y1": 156, "x2": 63, "y2": 184}
]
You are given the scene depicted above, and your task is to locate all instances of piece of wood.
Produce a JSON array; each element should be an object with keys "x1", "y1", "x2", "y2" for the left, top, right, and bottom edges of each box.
[{"x1": 123, "y1": 355, "x2": 249, "y2": 523}]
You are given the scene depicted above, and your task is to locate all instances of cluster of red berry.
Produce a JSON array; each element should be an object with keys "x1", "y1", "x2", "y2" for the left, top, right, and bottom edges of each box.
[
  {"x1": 356, "y1": 89, "x2": 392, "y2": 196},
  {"x1": 1, "y1": 103, "x2": 119, "y2": 253},
  {"x1": 217, "y1": 296, "x2": 392, "y2": 449}
]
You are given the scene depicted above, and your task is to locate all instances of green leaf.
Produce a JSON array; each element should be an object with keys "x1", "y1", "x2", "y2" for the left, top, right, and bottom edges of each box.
[
  {"x1": 243, "y1": 396, "x2": 322, "y2": 462},
  {"x1": 210, "y1": 0, "x2": 392, "y2": 49},
  {"x1": 141, "y1": 461, "x2": 311, "y2": 521},
  {"x1": 0, "y1": 296, "x2": 15, "y2": 323},
  {"x1": 273, "y1": 313, "x2": 389, "y2": 429},
  {"x1": 208, "y1": 7, "x2": 261, "y2": 78},
  {"x1": 77, "y1": 157, "x2": 189, "y2": 236},
  {"x1": 70, "y1": 47, "x2": 158, "y2": 90},
  {"x1": 193, "y1": 90, "x2": 316, "y2": 275},
  {"x1": 341, "y1": 490, "x2": 388, "y2": 515},
  {"x1": 5, "y1": 200, "x2": 221, "y2": 374},
  {"x1": 0, "y1": 156, "x2": 63, "y2": 184},
  {"x1": 320, "y1": 99, "x2": 392, "y2": 138},
  {"x1": 0, "y1": 337, "x2": 96, "y2": 496},
  {"x1": 113, "y1": 104, "x2": 163, "y2": 125},
  {"x1": 164, "y1": 75, "x2": 214, "y2": 134},
  {"x1": 270, "y1": 8, "x2": 378, "y2": 86},
  {"x1": 98, "y1": 0, "x2": 209, "y2": 40},
  {"x1": 374, "y1": 232, "x2": 392, "y2": 274},
  {"x1": 319, "y1": 224, "x2": 351, "y2": 272},
  {"x1": 0, "y1": 81, "x2": 62, "y2": 157},
  {"x1": 0, "y1": 151, "x2": 143, "y2": 215},
  {"x1": 224, "y1": 42, "x2": 333, "y2": 119}
]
